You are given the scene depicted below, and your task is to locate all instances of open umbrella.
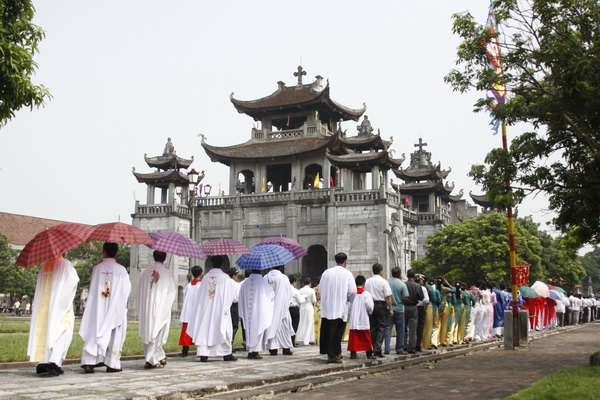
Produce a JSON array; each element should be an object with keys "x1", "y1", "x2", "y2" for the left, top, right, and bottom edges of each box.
[
  {"x1": 518, "y1": 286, "x2": 540, "y2": 299},
  {"x1": 147, "y1": 231, "x2": 206, "y2": 259},
  {"x1": 88, "y1": 222, "x2": 153, "y2": 244},
  {"x1": 549, "y1": 290, "x2": 563, "y2": 301},
  {"x1": 236, "y1": 244, "x2": 295, "y2": 270},
  {"x1": 201, "y1": 238, "x2": 250, "y2": 256},
  {"x1": 258, "y1": 236, "x2": 307, "y2": 259},
  {"x1": 553, "y1": 286, "x2": 566, "y2": 294},
  {"x1": 532, "y1": 281, "x2": 550, "y2": 298},
  {"x1": 16, "y1": 223, "x2": 93, "y2": 267}
]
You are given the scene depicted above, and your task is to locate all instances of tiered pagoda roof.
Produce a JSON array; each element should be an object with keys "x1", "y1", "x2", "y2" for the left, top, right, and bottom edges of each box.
[
  {"x1": 230, "y1": 67, "x2": 366, "y2": 127},
  {"x1": 469, "y1": 191, "x2": 494, "y2": 209},
  {"x1": 144, "y1": 153, "x2": 194, "y2": 171},
  {"x1": 391, "y1": 138, "x2": 463, "y2": 203},
  {"x1": 202, "y1": 135, "x2": 336, "y2": 166},
  {"x1": 133, "y1": 139, "x2": 197, "y2": 187},
  {"x1": 132, "y1": 169, "x2": 190, "y2": 188}
]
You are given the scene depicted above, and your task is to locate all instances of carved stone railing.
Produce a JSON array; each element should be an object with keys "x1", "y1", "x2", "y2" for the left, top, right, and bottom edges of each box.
[
  {"x1": 134, "y1": 203, "x2": 191, "y2": 217},
  {"x1": 252, "y1": 121, "x2": 333, "y2": 141}
]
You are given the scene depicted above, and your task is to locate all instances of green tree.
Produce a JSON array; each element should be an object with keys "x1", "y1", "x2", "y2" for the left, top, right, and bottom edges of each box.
[
  {"x1": 0, "y1": 233, "x2": 37, "y2": 301},
  {"x1": 445, "y1": 0, "x2": 600, "y2": 247},
  {"x1": 579, "y1": 247, "x2": 600, "y2": 294},
  {"x1": 0, "y1": 0, "x2": 51, "y2": 126},
  {"x1": 412, "y1": 213, "x2": 584, "y2": 287}
]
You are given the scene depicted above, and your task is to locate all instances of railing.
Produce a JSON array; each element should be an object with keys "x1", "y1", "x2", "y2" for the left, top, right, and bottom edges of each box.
[{"x1": 252, "y1": 121, "x2": 333, "y2": 141}]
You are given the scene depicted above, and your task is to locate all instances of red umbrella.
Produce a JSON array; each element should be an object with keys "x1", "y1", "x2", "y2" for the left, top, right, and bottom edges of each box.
[
  {"x1": 201, "y1": 238, "x2": 250, "y2": 256},
  {"x1": 148, "y1": 231, "x2": 206, "y2": 259},
  {"x1": 88, "y1": 222, "x2": 153, "y2": 244},
  {"x1": 258, "y1": 236, "x2": 307, "y2": 259},
  {"x1": 16, "y1": 223, "x2": 93, "y2": 268}
]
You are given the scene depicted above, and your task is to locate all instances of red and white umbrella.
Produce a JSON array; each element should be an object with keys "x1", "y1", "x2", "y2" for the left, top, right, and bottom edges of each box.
[
  {"x1": 88, "y1": 222, "x2": 153, "y2": 245},
  {"x1": 201, "y1": 238, "x2": 250, "y2": 256},
  {"x1": 16, "y1": 223, "x2": 93, "y2": 267},
  {"x1": 258, "y1": 236, "x2": 307, "y2": 259},
  {"x1": 148, "y1": 231, "x2": 206, "y2": 259}
]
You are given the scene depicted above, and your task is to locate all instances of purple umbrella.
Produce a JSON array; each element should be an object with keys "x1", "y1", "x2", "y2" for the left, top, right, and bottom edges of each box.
[
  {"x1": 258, "y1": 236, "x2": 307, "y2": 259},
  {"x1": 148, "y1": 231, "x2": 206, "y2": 259},
  {"x1": 236, "y1": 245, "x2": 295, "y2": 270},
  {"x1": 201, "y1": 238, "x2": 251, "y2": 256}
]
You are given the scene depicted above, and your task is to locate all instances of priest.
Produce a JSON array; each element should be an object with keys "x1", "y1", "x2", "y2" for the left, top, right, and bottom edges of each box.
[
  {"x1": 80, "y1": 242, "x2": 131, "y2": 373},
  {"x1": 264, "y1": 266, "x2": 295, "y2": 355},
  {"x1": 137, "y1": 250, "x2": 176, "y2": 369},
  {"x1": 188, "y1": 255, "x2": 238, "y2": 362},
  {"x1": 238, "y1": 269, "x2": 274, "y2": 359},
  {"x1": 28, "y1": 255, "x2": 79, "y2": 376}
]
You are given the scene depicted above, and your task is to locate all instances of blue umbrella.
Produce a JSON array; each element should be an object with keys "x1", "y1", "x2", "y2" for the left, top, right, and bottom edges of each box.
[
  {"x1": 549, "y1": 290, "x2": 563, "y2": 301},
  {"x1": 236, "y1": 244, "x2": 295, "y2": 270}
]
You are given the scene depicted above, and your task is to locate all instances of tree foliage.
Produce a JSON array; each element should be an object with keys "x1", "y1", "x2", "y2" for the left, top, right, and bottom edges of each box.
[
  {"x1": 445, "y1": 0, "x2": 600, "y2": 247},
  {"x1": 579, "y1": 247, "x2": 600, "y2": 294},
  {"x1": 412, "y1": 213, "x2": 585, "y2": 289},
  {"x1": 0, "y1": 0, "x2": 51, "y2": 126},
  {"x1": 0, "y1": 233, "x2": 37, "y2": 301}
]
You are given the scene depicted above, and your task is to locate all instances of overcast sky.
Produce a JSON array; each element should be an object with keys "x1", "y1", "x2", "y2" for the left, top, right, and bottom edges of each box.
[{"x1": 0, "y1": 0, "x2": 558, "y2": 236}]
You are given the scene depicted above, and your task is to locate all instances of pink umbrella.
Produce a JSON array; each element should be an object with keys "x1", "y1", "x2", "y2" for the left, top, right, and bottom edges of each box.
[
  {"x1": 148, "y1": 231, "x2": 206, "y2": 259},
  {"x1": 201, "y1": 238, "x2": 250, "y2": 256},
  {"x1": 532, "y1": 281, "x2": 550, "y2": 298},
  {"x1": 258, "y1": 236, "x2": 307, "y2": 259}
]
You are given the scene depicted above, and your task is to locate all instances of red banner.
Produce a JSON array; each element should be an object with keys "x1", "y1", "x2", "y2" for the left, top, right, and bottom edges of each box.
[{"x1": 513, "y1": 264, "x2": 530, "y2": 287}]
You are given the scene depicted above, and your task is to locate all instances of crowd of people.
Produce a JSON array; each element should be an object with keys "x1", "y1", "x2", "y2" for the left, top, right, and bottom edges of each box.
[{"x1": 25, "y1": 246, "x2": 598, "y2": 377}]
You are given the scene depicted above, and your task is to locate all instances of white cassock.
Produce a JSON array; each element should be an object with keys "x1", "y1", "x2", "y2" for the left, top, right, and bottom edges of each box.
[
  {"x1": 79, "y1": 257, "x2": 131, "y2": 370},
  {"x1": 188, "y1": 268, "x2": 236, "y2": 357},
  {"x1": 27, "y1": 257, "x2": 79, "y2": 367},
  {"x1": 180, "y1": 280, "x2": 201, "y2": 325},
  {"x1": 137, "y1": 262, "x2": 176, "y2": 365},
  {"x1": 349, "y1": 290, "x2": 374, "y2": 330},
  {"x1": 264, "y1": 269, "x2": 294, "y2": 350},
  {"x1": 238, "y1": 273, "x2": 274, "y2": 352},
  {"x1": 296, "y1": 285, "x2": 317, "y2": 345},
  {"x1": 319, "y1": 265, "x2": 357, "y2": 321}
]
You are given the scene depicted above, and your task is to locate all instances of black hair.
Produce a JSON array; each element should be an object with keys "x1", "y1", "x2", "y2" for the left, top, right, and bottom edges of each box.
[
  {"x1": 153, "y1": 250, "x2": 167, "y2": 262},
  {"x1": 406, "y1": 268, "x2": 416, "y2": 278},
  {"x1": 211, "y1": 255, "x2": 224, "y2": 268},
  {"x1": 372, "y1": 263, "x2": 383, "y2": 275},
  {"x1": 289, "y1": 275, "x2": 297, "y2": 284},
  {"x1": 355, "y1": 275, "x2": 366, "y2": 287},
  {"x1": 103, "y1": 242, "x2": 118, "y2": 258},
  {"x1": 334, "y1": 252, "x2": 348, "y2": 264},
  {"x1": 303, "y1": 277, "x2": 312, "y2": 286},
  {"x1": 191, "y1": 265, "x2": 203, "y2": 278},
  {"x1": 391, "y1": 267, "x2": 401, "y2": 278}
]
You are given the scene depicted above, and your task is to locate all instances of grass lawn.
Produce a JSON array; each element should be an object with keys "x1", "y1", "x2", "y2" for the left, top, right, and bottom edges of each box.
[
  {"x1": 0, "y1": 316, "x2": 243, "y2": 363},
  {"x1": 507, "y1": 367, "x2": 600, "y2": 400}
]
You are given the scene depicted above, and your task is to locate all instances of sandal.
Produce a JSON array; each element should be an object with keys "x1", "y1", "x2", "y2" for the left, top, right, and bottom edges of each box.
[
  {"x1": 159, "y1": 358, "x2": 167, "y2": 366},
  {"x1": 143, "y1": 362, "x2": 162, "y2": 369}
]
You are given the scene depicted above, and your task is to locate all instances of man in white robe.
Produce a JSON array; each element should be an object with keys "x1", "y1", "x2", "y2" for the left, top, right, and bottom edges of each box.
[
  {"x1": 137, "y1": 250, "x2": 176, "y2": 368},
  {"x1": 28, "y1": 256, "x2": 79, "y2": 376},
  {"x1": 264, "y1": 266, "x2": 295, "y2": 355},
  {"x1": 80, "y1": 242, "x2": 131, "y2": 373},
  {"x1": 238, "y1": 269, "x2": 274, "y2": 359},
  {"x1": 296, "y1": 277, "x2": 317, "y2": 346},
  {"x1": 319, "y1": 252, "x2": 357, "y2": 363},
  {"x1": 179, "y1": 265, "x2": 202, "y2": 356},
  {"x1": 188, "y1": 255, "x2": 238, "y2": 362}
]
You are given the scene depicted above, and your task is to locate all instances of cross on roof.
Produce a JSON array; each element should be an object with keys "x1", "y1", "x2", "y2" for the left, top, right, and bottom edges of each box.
[
  {"x1": 414, "y1": 138, "x2": 428, "y2": 152},
  {"x1": 293, "y1": 66, "x2": 307, "y2": 86}
]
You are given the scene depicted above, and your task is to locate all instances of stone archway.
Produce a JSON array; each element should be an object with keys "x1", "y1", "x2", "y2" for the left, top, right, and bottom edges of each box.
[{"x1": 301, "y1": 245, "x2": 328, "y2": 282}]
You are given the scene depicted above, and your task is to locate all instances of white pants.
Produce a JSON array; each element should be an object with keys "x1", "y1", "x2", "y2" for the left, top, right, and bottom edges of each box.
[{"x1": 143, "y1": 324, "x2": 168, "y2": 365}]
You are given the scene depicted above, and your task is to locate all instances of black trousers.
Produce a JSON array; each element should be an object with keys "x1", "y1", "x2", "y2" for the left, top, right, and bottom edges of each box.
[
  {"x1": 416, "y1": 305, "x2": 425, "y2": 350},
  {"x1": 369, "y1": 301, "x2": 388, "y2": 353},
  {"x1": 320, "y1": 318, "x2": 346, "y2": 358},
  {"x1": 230, "y1": 303, "x2": 239, "y2": 343},
  {"x1": 289, "y1": 306, "x2": 300, "y2": 344}
]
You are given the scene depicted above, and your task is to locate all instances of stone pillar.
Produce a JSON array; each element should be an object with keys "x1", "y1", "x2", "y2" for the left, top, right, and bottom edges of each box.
[
  {"x1": 519, "y1": 309, "x2": 529, "y2": 346},
  {"x1": 323, "y1": 159, "x2": 331, "y2": 189},
  {"x1": 327, "y1": 204, "x2": 338, "y2": 268},
  {"x1": 372, "y1": 165, "x2": 380, "y2": 189},
  {"x1": 147, "y1": 185, "x2": 155, "y2": 204},
  {"x1": 229, "y1": 161, "x2": 237, "y2": 195},
  {"x1": 160, "y1": 188, "x2": 168, "y2": 204}
]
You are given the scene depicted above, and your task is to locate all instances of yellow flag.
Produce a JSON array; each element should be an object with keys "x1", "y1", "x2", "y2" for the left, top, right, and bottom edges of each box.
[
  {"x1": 218, "y1": 183, "x2": 222, "y2": 196},
  {"x1": 262, "y1": 177, "x2": 266, "y2": 192},
  {"x1": 314, "y1": 173, "x2": 320, "y2": 188}
]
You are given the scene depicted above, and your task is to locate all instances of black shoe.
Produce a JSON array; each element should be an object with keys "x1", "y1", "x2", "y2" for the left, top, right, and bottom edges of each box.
[
  {"x1": 350, "y1": 353, "x2": 357, "y2": 360},
  {"x1": 247, "y1": 352, "x2": 263, "y2": 360},
  {"x1": 327, "y1": 357, "x2": 342, "y2": 364},
  {"x1": 199, "y1": 356, "x2": 208, "y2": 362},
  {"x1": 269, "y1": 349, "x2": 278, "y2": 356},
  {"x1": 282, "y1": 348, "x2": 293, "y2": 356},
  {"x1": 106, "y1": 366, "x2": 122, "y2": 373},
  {"x1": 407, "y1": 350, "x2": 417, "y2": 354},
  {"x1": 181, "y1": 346, "x2": 189, "y2": 357},
  {"x1": 159, "y1": 358, "x2": 167, "y2": 366},
  {"x1": 367, "y1": 355, "x2": 377, "y2": 359},
  {"x1": 36, "y1": 363, "x2": 50, "y2": 375},
  {"x1": 383, "y1": 351, "x2": 390, "y2": 355},
  {"x1": 336, "y1": 354, "x2": 343, "y2": 360},
  {"x1": 49, "y1": 363, "x2": 63, "y2": 376},
  {"x1": 223, "y1": 354, "x2": 238, "y2": 361},
  {"x1": 416, "y1": 347, "x2": 422, "y2": 352},
  {"x1": 374, "y1": 351, "x2": 384, "y2": 358},
  {"x1": 81, "y1": 365, "x2": 94, "y2": 374}
]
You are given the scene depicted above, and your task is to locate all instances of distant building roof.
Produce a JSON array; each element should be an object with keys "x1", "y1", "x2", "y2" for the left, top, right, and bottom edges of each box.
[{"x1": 0, "y1": 212, "x2": 74, "y2": 248}]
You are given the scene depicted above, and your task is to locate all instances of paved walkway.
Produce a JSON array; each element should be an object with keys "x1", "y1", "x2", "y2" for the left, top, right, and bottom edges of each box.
[{"x1": 0, "y1": 324, "x2": 598, "y2": 400}]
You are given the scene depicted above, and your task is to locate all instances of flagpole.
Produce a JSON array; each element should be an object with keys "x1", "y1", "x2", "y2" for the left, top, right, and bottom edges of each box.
[{"x1": 501, "y1": 119, "x2": 520, "y2": 348}]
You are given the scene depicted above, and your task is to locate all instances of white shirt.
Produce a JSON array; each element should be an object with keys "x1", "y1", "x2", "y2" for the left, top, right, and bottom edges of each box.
[
  {"x1": 349, "y1": 290, "x2": 374, "y2": 330},
  {"x1": 364, "y1": 274, "x2": 392, "y2": 301},
  {"x1": 319, "y1": 265, "x2": 357, "y2": 321},
  {"x1": 417, "y1": 286, "x2": 430, "y2": 306},
  {"x1": 290, "y1": 286, "x2": 305, "y2": 307}
]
